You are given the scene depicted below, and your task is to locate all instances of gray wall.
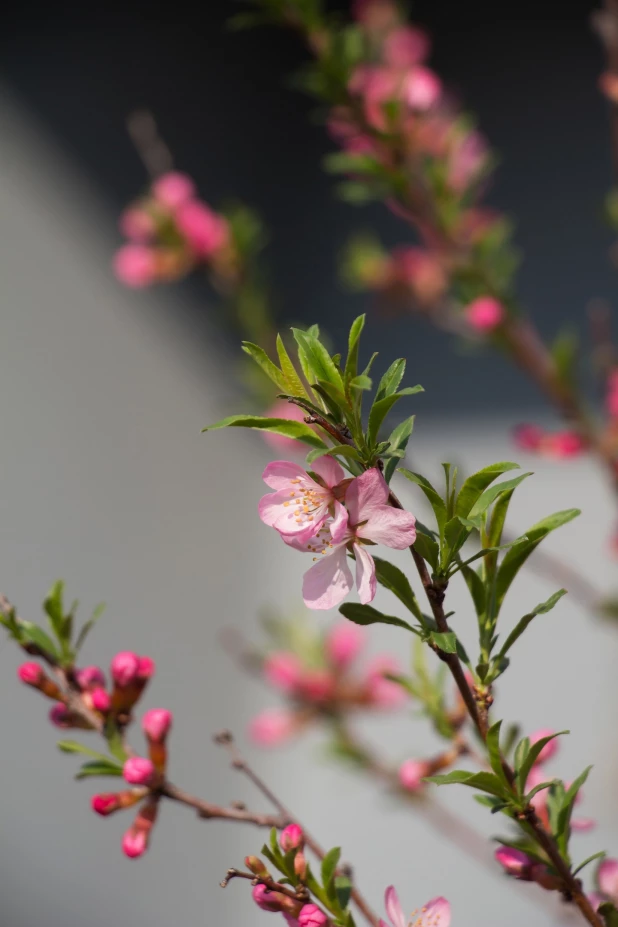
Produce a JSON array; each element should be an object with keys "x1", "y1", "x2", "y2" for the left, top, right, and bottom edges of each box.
[{"x1": 1, "y1": 88, "x2": 617, "y2": 927}]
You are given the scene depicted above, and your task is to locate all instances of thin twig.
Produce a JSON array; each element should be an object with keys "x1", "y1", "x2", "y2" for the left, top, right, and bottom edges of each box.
[{"x1": 126, "y1": 109, "x2": 174, "y2": 179}]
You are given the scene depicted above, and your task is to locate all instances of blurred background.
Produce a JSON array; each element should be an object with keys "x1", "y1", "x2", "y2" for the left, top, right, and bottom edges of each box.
[{"x1": 0, "y1": 1, "x2": 617, "y2": 925}]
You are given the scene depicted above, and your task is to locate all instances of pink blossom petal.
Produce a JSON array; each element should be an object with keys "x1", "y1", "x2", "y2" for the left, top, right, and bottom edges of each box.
[
  {"x1": 303, "y1": 548, "x2": 353, "y2": 610},
  {"x1": 346, "y1": 468, "x2": 389, "y2": 524},
  {"x1": 259, "y1": 488, "x2": 325, "y2": 538},
  {"x1": 598, "y1": 859, "x2": 618, "y2": 899},
  {"x1": 571, "y1": 817, "x2": 596, "y2": 832},
  {"x1": 384, "y1": 886, "x2": 407, "y2": 927},
  {"x1": 354, "y1": 543, "x2": 377, "y2": 604},
  {"x1": 311, "y1": 455, "x2": 345, "y2": 488},
  {"x1": 263, "y1": 460, "x2": 313, "y2": 490},
  {"x1": 423, "y1": 897, "x2": 451, "y2": 927},
  {"x1": 361, "y1": 505, "x2": 416, "y2": 549},
  {"x1": 330, "y1": 501, "x2": 350, "y2": 544}
]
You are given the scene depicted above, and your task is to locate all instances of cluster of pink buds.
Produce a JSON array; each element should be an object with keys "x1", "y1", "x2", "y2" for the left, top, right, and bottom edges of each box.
[
  {"x1": 92, "y1": 707, "x2": 173, "y2": 859},
  {"x1": 113, "y1": 171, "x2": 232, "y2": 288},
  {"x1": 513, "y1": 424, "x2": 587, "y2": 460},
  {"x1": 249, "y1": 621, "x2": 407, "y2": 747},
  {"x1": 496, "y1": 728, "x2": 594, "y2": 889},
  {"x1": 259, "y1": 460, "x2": 416, "y2": 610}
]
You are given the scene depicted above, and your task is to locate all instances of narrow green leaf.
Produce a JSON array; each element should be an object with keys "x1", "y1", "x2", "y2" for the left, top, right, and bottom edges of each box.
[
  {"x1": 513, "y1": 737, "x2": 531, "y2": 782},
  {"x1": 426, "y1": 769, "x2": 510, "y2": 799},
  {"x1": 74, "y1": 761, "x2": 124, "y2": 780},
  {"x1": 334, "y1": 875, "x2": 352, "y2": 911},
  {"x1": 105, "y1": 722, "x2": 128, "y2": 763},
  {"x1": 486, "y1": 720, "x2": 508, "y2": 782},
  {"x1": 202, "y1": 415, "x2": 327, "y2": 450},
  {"x1": 398, "y1": 470, "x2": 447, "y2": 536},
  {"x1": 526, "y1": 779, "x2": 558, "y2": 802},
  {"x1": 372, "y1": 556, "x2": 423, "y2": 620},
  {"x1": 460, "y1": 563, "x2": 486, "y2": 618},
  {"x1": 19, "y1": 621, "x2": 59, "y2": 658},
  {"x1": 339, "y1": 603, "x2": 416, "y2": 633},
  {"x1": 375, "y1": 358, "x2": 406, "y2": 402},
  {"x1": 57, "y1": 741, "x2": 116, "y2": 762},
  {"x1": 293, "y1": 329, "x2": 343, "y2": 390},
  {"x1": 276, "y1": 334, "x2": 307, "y2": 398},
  {"x1": 44, "y1": 580, "x2": 66, "y2": 641},
  {"x1": 487, "y1": 488, "x2": 516, "y2": 549},
  {"x1": 241, "y1": 342, "x2": 289, "y2": 392},
  {"x1": 572, "y1": 851, "x2": 606, "y2": 877},
  {"x1": 74, "y1": 602, "x2": 106, "y2": 653},
  {"x1": 557, "y1": 765, "x2": 593, "y2": 840},
  {"x1": 468, "y1": 473, "x2": 532, "y2": 520},
  {"x1": 456, "y1": 463, "x2": 520, "y2": 518},
  {"x1": 413, "y1": 524, "x2": 440, "y2": 570},
  {"x1": 517, "y1": 731, "x2": 569, "y2": 795},
  {"x1": 367, "y1": 387, "x2": 423, "y2": 447},
  {"x1": 345, "y1": 314, "x2": 366, "y2": 381},
  {"x1": 321, "y1": 847, "x2": 341, "y2": 890},
  {"x1": 430, "y1": 631, "x2": 457, "y2": 653},
  {"x1": 384, "y1": 416, "x2": 415, "y2": 483},
  {"x1": 498, "y1": 590, "x2": 567, "y2": 660}
]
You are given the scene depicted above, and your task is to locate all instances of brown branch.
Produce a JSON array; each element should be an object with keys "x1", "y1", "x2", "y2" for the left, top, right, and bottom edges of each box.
[
  {"x1": 220, "y1": 868, "x2": 309, "y2": 903},
  {"x1": 214, "y1": 731, "x2": 380, "y2": 927},
  {"x1": 126, "y1": 110, "x2": 174, "y2": 179},
  {"x1": 161, "y1": 782, "x2": 287, "y2": 828}
]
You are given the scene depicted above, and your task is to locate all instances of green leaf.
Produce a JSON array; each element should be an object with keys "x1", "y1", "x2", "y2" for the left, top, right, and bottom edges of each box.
[
  {"x1": 468, "y1": 473, "x2": 532, "y2": 520},
  {"x1": 487, "y1": 488, "x2": 516, "y2": 549},
  {"x1": 398, "y1": 470, "x2": 447, "y2": 536},
  {"x1": 74, "y1": 602, "x2": 106, "y2": 653},
  {"x1": 202, "y1": 414, "x2": 327, "y2": 449},
  {"x1": 367, "y1": 387, "x2": 423, "y2": 447},
  {"x1": 19, "y1": 621, "x2": 59, "y2": 658},
  {"x1": 57, "y1": 741, "x2": 116, "y2": 762},
  {"x1": 513, "y1": 737, "x2": 530, "y2": 781},
  {"x1": 375, "y1": 359, "x2": 406, "y2": 402},
  {"x1": 105, "y1": 721, "x2": 128, "y2": 763},
  {"x1": 425, "y1": 769, "x2": 510, "y2": 799},
  {"x1": 345, "y1": 314, "x2": 366, "y2": 381},
  {"x1": 241, "y1": 342, "x2": 289, "y2": 393},
  {"x1": 293, "y1": 329, "x2": 343, "y2": 391},
  {"x1": 429, "y1": 631, "x2": 457, "y2": 653},
  {"x1": 276, "y1": 334, "x2": 307, "y2": 398},
  {"x1": 349, "y1": 375, "x2": 372, "y2": 390},
  {"x1": 74, "y1": 760, "x2": 124, "y2": 780},
  {"x1": 557, "y1": 765, "x2": 593, "y2": 841},
  {"x1": 372, "y1": 556, "x2": 423, "y2": 620},
  {"x1": 486, "y1": 720, "x2": 508, "y2": 783},
  {"x1": 460, "y1": 563, "x2": 486, "y2": 618},
  {"x1": 516, "y1": 731, "x2": 569, "y2": 795},
  {"x1": 413, "y1": 524, "x2": 440, "y2": 570},
  {"x1": 384, "y1": 416, "x2": 415, "y2": 483},
  {"x1": 599, "y1": 902, "x2": 618, "y2": 927},
  {"x1": 44, "y1": 580, "x2": 66, "y2": 641},
  {"x1": 572, "y1": 851, "x2": 606, "y2": 877},
  {"x1": 339, "y1": 603, "x2": 416, "y2": 633},
  {"x1": 305, "y1": 445, "x2": 361, "y2": 465},
  {"x1": 495, "y1": 509, "x2": 580, "y2": 612},
  {"x1": 525, "y1": 779, "x2": 558, "y2": 802},
  {"x1": 455, "y1": 463, "x2": 520, "y2": 519},
  {"x1": 497, "y1": 590, "x2": 567, "y2": 660},
  {"x1": 334, "y1": 875, "x2": 352, "y2": 911},
  {"x1": 321, "y1": 846, "x2": 341, "y2": 890}
]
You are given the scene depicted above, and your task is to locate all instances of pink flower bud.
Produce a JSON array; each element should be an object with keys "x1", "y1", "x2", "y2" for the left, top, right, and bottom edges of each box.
[
  {"x1": 245, "y1": 855, "x2": 269, "y2": 876},
  {"x1": 175, "y1": 201, "x2": 229, "y2": 257},
  {"x1": 110, "y1": 651, "x2": 140, "y2": 687},
  {"x1": 252, "y1": 884, "x2": 284, "y2": 912},
  {"x1": 530, "y1": 729, "x2": 559, "y2": 766},
  {"x1": 48, "y1": 703, "x2": 72, "y2": 728},
  {"x1": 465, "y1": 297, "x2": 505, "y2": 332},
  {"x1": 495, "y1": 846, "x2": 533, "y2": 878},
  {"x1": 398, "y1": 759, "x2": 428, "y2": 792},
  {"x1": 249, "y1": 709, "x2": 294, "y2": 747},
  {"x1": 298, "y1": 904, "x2": 330, "y2": 927},
  {"x1": 75, "y1": 666, "x2": 106, "y2": 691},
  {"x1": 113, "y1": 245, "x2": 157, "y2": 288},
  {"x1": 119, "y1": 207, "x2": 156, "y2": 242},
  {"x1": 544, "y1": 431, "x2": 586, "y2": 459},
  {"x1": 92, "y1": 793, "x2": 122, "y2": 816},
  {"x1": 299, "y1": 669, "x2": 335, "y2": 703},
  {"x1": 264, "y1": 652, "x2": 304, "y2": 693},
  {"x1": 91, "y1": 687, "x2": 112, "y2": 712},
  {"x1": 123, "y1": 756, "x2": 156, "y2": 787},
  {"x1": 513, "y1": 424, "x2": 544, "y2": 452},
  {"x1": 122, "y1": 798, "x2": 158, "y2": 859},
  {"x1": 18, "y1": 662, "x2": 44, "y2": 686},
  {"x1": 142, "y1": 708, "x2": 173, "y2": 742},
  {"x1": 152, "y1": 172, "x2": 196, "y2": 211},
  {"x1": 404, "y1": 67, "x2": 442, "y2": 111},
  {"x1": 325, "y1": 622, "x2": 365, "y2": 668},
  {"x1": 365, "y1": 656, "x2": 406, "y2": 709},
  {"x1": 136, "y1": 655, "x2": 156, "y2": 680},
  {"x1": 280, "y1": 823, "x2": 304, "y2": 852},
  {"x1": 383, "y1": 26, "x2": 429, "y2": 69}
]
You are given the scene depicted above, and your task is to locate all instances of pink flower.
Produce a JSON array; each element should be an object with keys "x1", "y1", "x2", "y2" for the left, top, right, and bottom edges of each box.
[
  {"x1": 175, "y1": 201, "x2": 229, "y2": 257},
  {"x1": 259, "y1": 457, "x2": 347, "y2": 544},
  {"x1": 111, "y1": 651, "x2": 140, "y2": 687},
  {"x1": 249, "y1": 708, "x2": 295, "y2": 747},
  {"x1": 544, "y1": 430, "x2": 586, "y2": 459},
  {"x1": 123, "y1": 756, "x2": 156, "y2": 787},
  {"x1": 75, "y1": 666, "x2": 106, "y2": 691},
  {"x1": 365, "y1": 655, "x2": 407, "y2": 708},
  {"x1": 589, "y1": 892, "x2": 606, "y2": 912},
  {"x1": 495, "y1": 846, "x2": 533, "y2": 878},
  {"x1": 380, "y1": 886, "x2": 451, "y2": 927},
  {"x1": 530, "y1": 728, "x2": 559, "y2": 766},
  {"x1": 298, "y1": 904, "x2": 329, "y2": 927},
  {"x1": 325, "y1": 621, "x2": 366, "y2": 667},
  {"x1": 391, "y1": 246, "x2": 447, "y2": 304},
  {"x1": 152, "y1": 172, "x2": 196, "y2": 210},
  {"x1": 598, "y1": 859, "x2": 618, "y2": 900},
  {"x1": 91, "y1": 687, "x2": 111, "y2": 712},
  {"x1": 262, "y1": 399, "x2": 314, "y2": 454},
  {"x1": 296, "y1": 468, "x2": 416, "y2": 610},
  {"x1": 18, "y1": 662, "x2": 44, "y2": 686},
  {"x1": 398, "y1": 759, "x2": 428, "y2": 792},
  {"x1": 119, "y1": 206, "x2": 156, "y2": 241},
  {"x1": 91, "y1": 790, "x2": 145, "y2": 817},
  {"x1": 403, "y1": 67, "x2": 442, "y2": 111},
  {"x1": 280, "y1": 823, "x2": 304, "y2": 852},
  {"x1": 48, "y1": 703, "x2": 72, "y2": 728},
  {"x1": 465, "y1": 297, "x2": 505, "y2": 332},
  {"x1": 264, "y1": 651, "x2": 305, "y2": 693},
  {"x1": 513, "y1": 424, "x2": 544, "y2": 452},
  {"x1": 113, "y1": 244, "x2": 157, "y2": 288},
  {"x1": 383, "y1": 26, "x2": 430, "y2": 69},
  {"x1": 142, "y1": 708, "x2": 173, "y2": 743}
]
